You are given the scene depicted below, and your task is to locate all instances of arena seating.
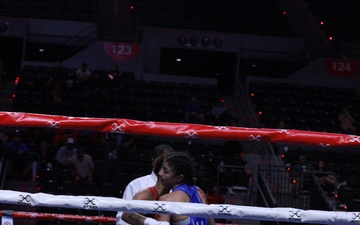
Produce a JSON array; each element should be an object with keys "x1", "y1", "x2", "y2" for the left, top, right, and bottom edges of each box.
[
  {"x1": 0, "y1": 0, "x2": 97, "y2": 22},
  {"x1": 249, "y1": 81, "x2": 359, "y2": 133},
  {"x1": 12, "y1": 66, "x2": 219, "y2": 124},
  {"x1": 132, "y1": 0, "x2": 296, "y2": 37},
  {"x1": 304, "y1": 0, "x2": 360, "y2": 44},
  {"x1": 0, "y1": 0, "x2": 295, "y2": 37}
]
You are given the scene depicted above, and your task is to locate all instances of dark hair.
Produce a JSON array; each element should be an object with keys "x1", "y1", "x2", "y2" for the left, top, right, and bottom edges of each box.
[
  {"x1": 153, "y1": 144, "x2": 175, "y2": 159},
  {"x1": 152, "y1": 153, "x2": 168, "y2": 174},
  {"x1": 165, "y1": 152, "x2": 194, "y2": 185}
]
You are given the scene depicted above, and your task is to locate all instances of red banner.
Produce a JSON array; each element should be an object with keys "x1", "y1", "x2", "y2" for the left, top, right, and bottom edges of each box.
[
  {"x1": 103, "y1": 42, "x2": 140, "y2": 61},
  {"x1": 324, "y1": 59, "x2": 359, "y2": 78}
]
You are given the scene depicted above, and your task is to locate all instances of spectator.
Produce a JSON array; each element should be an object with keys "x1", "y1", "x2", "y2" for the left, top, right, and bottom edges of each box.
[
  {"x1": 108, "y1": 65, "x2": 121, "y2": 81},
  {"x1": 89, "y1": 71, "x2": 106, "y2": 88},
  {"x1": 0, "y1": 127, "x2": 6, "y2": 157},
  {"x1": 25, "y1": 127, "x2": 43, "y2": 146},
  {"x1": 184, "y1": 96, "x2": 205, "y2": 123},
  {"x1": 54, "y1": 137, "x2": 77, "y2": 171},
  {"x1": 63, "y1": 69, "x2": 78, "y2": 93},
  {"x1": 4, "y1": 130, "x2": 29, "y2": 178},
  {"x1": 338, "y1": 106, "x2": 357, "y2": 134},
  {"x1": 217, "y1": 141, "x2": 247, "y2": 194},
  {"x1": 291, "y1": 155, "x2": 314, "y2": 174},
  {"x1": 52, "y1": 60, "x2": 66, "y2": 82},
  {"x1": 38, "y1": 140, "x2": 55, "y2": 170},
  {"x1": 211, "y1": 99, "x2": 237, "y2": 125},
  {"x1": 69, "y1": 148, "x2": 94, "y2": 183},
  {"x1": 22, "y1": 139, "x2": 54, "y2": 181},
  {"x1": 271, "y1": 118, "x2": 287, "y2": 155},
  {"x1": 42, "y1": 76, "x2": 56, "y2": 103},
  {"x1": 116, "y1": 144, "x2": 175, "y2": 225},
  {"x1": 278, "y1": 119, "x2": 287, "y2": 129},
  {"x1": 291, "y1": 155, "x2": 314, "y2": 196},
  {"x1": 75, "y1": 62, "x2": 91, "y2": 82},
  {"x1": 206, "y1": 185, "x2": 226, "y2": 223},
  {"x1": 112, "y1": 64, "x2": 120, "y2": 75},
  {"x1": 315, "y1": 160, "x2": 346, "y2": 192},
  {"x1": 206, "y1": 185, "x2": 225, "y2": 204},
  {"x1": 52, "y1": 78, "x2": 63, "y2": 104},
  {"x1": 23, "y1": 140, "x2": 52, "y2": 182},
  {"x1": 53, "y1": 129, "x2": 78, "y2": 148},
  {"x1": 101, "y1": 137, "x2": 123, "y2": 184},
  {"x1": 41, "y1": 75, "x2": 63, "y2": 104}
]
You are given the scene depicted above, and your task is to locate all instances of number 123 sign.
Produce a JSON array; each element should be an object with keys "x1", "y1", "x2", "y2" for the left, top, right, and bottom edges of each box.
[
  {"x1": 324, "y1": 59, "x2": 359, "y2": 78},
  {"x1": 103, "y1": 42, "x2": 141, "y2": 62}
]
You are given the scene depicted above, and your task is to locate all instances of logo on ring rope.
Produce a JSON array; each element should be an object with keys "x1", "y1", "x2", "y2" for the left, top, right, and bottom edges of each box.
[
  {"x1": 249, "y1": 135, "x2": 261, "y2": 142},
  {"x1": 319, "y1": 143, "x2": 331, "y2": 147},
  {"x1": 153, "y1": 203, "x2": 168, "y2": 213},
  {"x1": 288, "y1": 210, "x2": 302, "y2": 221},
  {"x1": 83, "y1": 197, "x2": 97, "y2": 209},
  {"x1": 215, "y1": 126, "x2": 230, "y2": 131},
  {"x1": 277, "y1": 129, "x2": 290, "y2": 134},
  {"x1": 18, "y1": 195, "x2": 32, "y2": 205},
  {"x1": 185, "y1": 131, "x2": 198, "y2": 138},
  {"x1": 47, "y1": 121, "x2": 61, "y2": 128},
  {"x1": 111, "y1": 123, "x2": 125, "y2": 133},
  {"x1": 351, "y1": 213, "x2": 360, "y2": 223},
  {"x1": 218, "y1": 205, "x2": 232, "y2": 216},
  {"x1": 349, "y1": 135, "x2": 360, "y2": 143}
]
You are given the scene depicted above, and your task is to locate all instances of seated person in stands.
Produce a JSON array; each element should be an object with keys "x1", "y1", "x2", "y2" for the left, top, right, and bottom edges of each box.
[
  {"x1": 0, "y1": 127, "x2": 6, "y2": 157},
  {"x1": 184, "y1": 96, "x2": 205, "y2": 123},
  {"x1": 4, "y1": 130, "x2": 32, "y2": 179},
  {"x1": 76, "y1": 62, "x2": 92, "y2": 82},
  {"x1": 70, "y1": 148, "x2": 94, "y2": 183},
  {"x1": 211, "y1": 99, "x2": 237, "y2": 125},
  {"x1": 217, "y1": 141, "x2": 247, "y2": 195},
  {"x1": 63, "y1": 70, "x2": 78, "y2": 92},
  {"x1": 338, "y1": 107, "x2": 357, "y2": 134},
  {"x1": 54, "y1": 138, "x2": 77, "y2": 171},
  {"x1": 314, "y1": 160, "x2": 346, "y2": 192},
  {"x1": 290, "y1": 155, "x2": 314, "y2": 195}
]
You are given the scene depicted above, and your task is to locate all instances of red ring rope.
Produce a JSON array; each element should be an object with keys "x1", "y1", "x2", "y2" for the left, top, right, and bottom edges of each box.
[
  {"x1": 0, "y1": 210, "x2": 116, "y2": 223},
  {"x1": 0, "y1": 111, "x2": 359, "y2": 147}
]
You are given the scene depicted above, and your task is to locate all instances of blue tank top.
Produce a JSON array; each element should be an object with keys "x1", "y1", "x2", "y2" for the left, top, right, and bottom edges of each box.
[{"x1": 172, "y1": 184, "x2": 208, "y2": 225}]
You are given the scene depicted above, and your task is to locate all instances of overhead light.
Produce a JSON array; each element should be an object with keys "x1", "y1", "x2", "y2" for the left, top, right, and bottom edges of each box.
[{"x1": 176, "y1": 58, "x2": 182, "y2": 62}]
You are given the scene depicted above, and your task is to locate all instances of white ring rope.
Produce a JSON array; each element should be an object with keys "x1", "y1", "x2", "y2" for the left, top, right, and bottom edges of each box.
[{"x1": 0, "y1": 190, "x2": 359, "y2": 224}]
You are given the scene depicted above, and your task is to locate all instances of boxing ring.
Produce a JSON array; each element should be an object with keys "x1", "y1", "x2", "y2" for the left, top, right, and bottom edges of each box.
[{"x1": 1, "y1": 111, "x2": 360, "y2": 225}]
